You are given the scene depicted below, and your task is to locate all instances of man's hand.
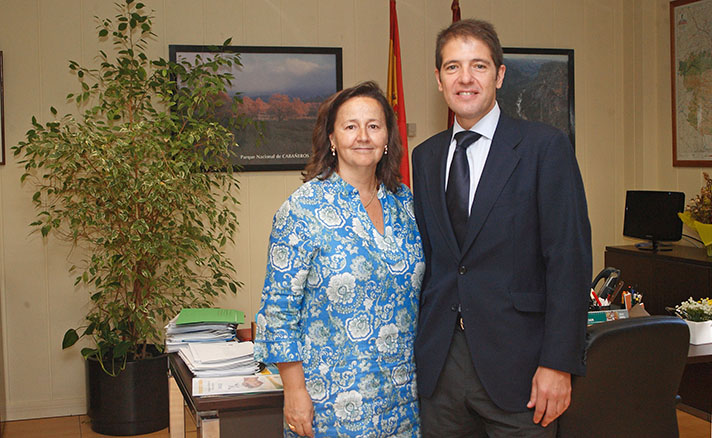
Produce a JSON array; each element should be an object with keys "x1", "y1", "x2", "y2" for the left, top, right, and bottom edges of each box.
[{"x1": 527, "y1": 366, "x2": 571, "y2": 427}]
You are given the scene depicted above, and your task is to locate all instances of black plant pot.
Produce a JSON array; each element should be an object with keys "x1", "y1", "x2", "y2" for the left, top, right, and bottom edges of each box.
[{"x1": 86, "y1": 348, "x2": 169, "y2": 436}]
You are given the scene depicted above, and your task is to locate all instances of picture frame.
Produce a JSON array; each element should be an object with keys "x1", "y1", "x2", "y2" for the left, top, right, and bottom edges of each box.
[
  {"x1": 1, "y1": 51, "x2": 5, "y2": 165},
  {"x1": 498, "y1": 48, "x2": 575, "y2": 148},
  {"x1": 670, "y1": 0, "x2": 712, "y2": 166},
  {"x1": 169, "y1": 45, "x2": 343, "y2": 171}
]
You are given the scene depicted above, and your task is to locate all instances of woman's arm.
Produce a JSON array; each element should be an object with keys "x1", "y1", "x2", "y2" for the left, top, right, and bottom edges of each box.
[{"x1": 277, "y1": 361, "x2": 314, "y2": 438}]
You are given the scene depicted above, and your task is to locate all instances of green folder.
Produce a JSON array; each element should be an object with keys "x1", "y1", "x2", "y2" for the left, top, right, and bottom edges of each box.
[{"x1": 175, "y1": 308, "x2": 245, "y2": 325}]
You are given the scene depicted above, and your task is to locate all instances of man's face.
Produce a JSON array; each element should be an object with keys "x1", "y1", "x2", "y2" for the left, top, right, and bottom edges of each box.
[{"x1": 436, "y1": 36, "x2": 506, "y2": 130}]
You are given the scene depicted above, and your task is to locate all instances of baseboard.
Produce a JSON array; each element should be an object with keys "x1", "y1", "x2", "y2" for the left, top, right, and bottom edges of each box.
[
  {"x1": 5, "y1": 397, "x2": 85, "y2": 421},
  {"x1": 677, "y1": 403, "x2": 712, "y2": 422}
]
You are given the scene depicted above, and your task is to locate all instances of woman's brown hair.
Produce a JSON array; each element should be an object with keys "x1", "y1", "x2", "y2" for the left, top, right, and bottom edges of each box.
[{"x1": 302, "y1": 81, "x2": 403, "y2": 193}]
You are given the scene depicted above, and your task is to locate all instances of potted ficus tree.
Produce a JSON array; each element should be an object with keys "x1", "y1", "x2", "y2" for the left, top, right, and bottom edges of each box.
[{"x1": 13, "y1": 0, "x2": 250, "y2": 435}]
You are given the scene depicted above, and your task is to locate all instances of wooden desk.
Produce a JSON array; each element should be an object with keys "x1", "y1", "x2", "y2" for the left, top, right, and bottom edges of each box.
[
  {"x1": 678, "y1": 343, "x2": 712, "y2": 422},
  {"x1": 168, "y1": 354, "x2": 284, "y2": 438}
]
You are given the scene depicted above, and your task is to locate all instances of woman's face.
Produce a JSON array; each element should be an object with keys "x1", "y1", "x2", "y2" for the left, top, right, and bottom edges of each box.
[{"x1": 329, "y1": 96, "x2": 388, "y2": 177}]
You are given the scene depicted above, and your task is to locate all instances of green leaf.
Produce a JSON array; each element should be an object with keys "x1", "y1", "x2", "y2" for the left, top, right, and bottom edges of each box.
[
  {"x1": 99, "y1": 29, "x2": 109, "y2": 37},
  {"x1": 80, "y1": 348, "x2": 97, "y2": 359},
  {"x1": 62, "y1": 329, "x2": 79, "y2": 349}
]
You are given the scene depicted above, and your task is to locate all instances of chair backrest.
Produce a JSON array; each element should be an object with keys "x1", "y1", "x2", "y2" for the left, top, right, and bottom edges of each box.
[{"x1": 557, "y1": 316, "x2": 690, "y2": 438}]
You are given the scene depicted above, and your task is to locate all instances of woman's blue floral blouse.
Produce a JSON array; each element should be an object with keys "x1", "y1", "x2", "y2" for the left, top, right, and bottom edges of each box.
[{"x1": 255, "y1": 173, "x2": 425, "y2": 437}]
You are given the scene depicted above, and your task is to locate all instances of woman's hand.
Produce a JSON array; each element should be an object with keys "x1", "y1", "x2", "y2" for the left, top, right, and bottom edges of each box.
[
  {"x1": 284, "y1": 385, "x2": 315, "y2": 437},
  {"x1": 276, "y1": 361, "x2": 314, "y2": 437}
]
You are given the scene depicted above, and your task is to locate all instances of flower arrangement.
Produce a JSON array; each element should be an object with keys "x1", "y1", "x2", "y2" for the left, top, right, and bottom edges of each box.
[
  {"x1": 684, "y1": 172, "x2": 712, "y2": 224},
  {"x1": 675, "y1": 297, "x2": 712, "y2": 322},
  {"x1": 678, "y1": 172, "x2": 712, "y2": 254}
]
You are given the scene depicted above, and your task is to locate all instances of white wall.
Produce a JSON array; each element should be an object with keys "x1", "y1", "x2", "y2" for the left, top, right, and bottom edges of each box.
[{"x1": 0, "y1": 0, "x2": 703, "y2": 420}]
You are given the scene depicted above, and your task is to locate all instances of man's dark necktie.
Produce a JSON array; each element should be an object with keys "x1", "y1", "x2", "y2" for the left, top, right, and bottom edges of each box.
[{"x1": 446, "y1": 130, "x2": 481, "y2": 247}]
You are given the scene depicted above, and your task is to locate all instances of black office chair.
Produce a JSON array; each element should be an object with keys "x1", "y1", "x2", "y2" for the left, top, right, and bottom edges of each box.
[{"x1": 557, "y1": 316, "x2": 690, "y2": 438}]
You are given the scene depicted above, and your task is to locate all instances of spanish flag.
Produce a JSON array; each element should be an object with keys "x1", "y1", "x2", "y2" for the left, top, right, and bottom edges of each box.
[
  {"x1": 387, "y1": 0, "x2": 410, "y2": 186},
  {"x1": 448, "y1": 0, "x2": 461, "y2": 128}
]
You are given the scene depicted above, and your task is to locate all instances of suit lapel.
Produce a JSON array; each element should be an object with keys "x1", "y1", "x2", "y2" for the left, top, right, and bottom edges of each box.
[
  {"x1": 460, "y1": 115, "x2": 521, "y2": 253},
  {"x1": 421, "y1": 128, "x2": 462, "y2": 258}
]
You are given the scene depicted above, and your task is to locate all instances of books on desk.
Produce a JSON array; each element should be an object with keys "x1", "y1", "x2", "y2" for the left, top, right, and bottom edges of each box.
[
  {"x1": 166, "y1": 308, "x2": 281, "y2": 396},
  {"x1": 165, "y1": 308, "x2": 245, "y2": 352}
]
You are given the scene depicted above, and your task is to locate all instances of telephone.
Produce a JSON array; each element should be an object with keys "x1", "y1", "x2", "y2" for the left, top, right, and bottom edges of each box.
[{"x1": 591, "y1": 267, "x2": 621, "y2": 300}]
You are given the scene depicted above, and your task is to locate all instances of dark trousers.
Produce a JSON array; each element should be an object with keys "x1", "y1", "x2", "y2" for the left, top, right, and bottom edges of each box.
[{"x1": 420, "y1": 328, "x2": 557, "y2": 438}]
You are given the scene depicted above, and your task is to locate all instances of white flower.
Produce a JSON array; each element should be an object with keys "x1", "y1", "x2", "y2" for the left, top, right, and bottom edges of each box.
[
  {"x1": 388, "y1": 259, "x2": 407, "y2": 274},
  {"x1": 326, "y1": 273, "x2": 356, "y2": 305},
  {"x1": 352, "y1": 217, "x2": 369, "y2": 239},
  {"x1": 269, "y1": 243, "x2": 291, "y2": 271},
  {"x1": 316, "y1": 205, "x2": 344, "y2": 228},
  {"x1": 273, "y1": 205, "x2": 289, "y2": 229},
  {"x1": 376, "y1": 324, "x2": 400, "y2": 354},
  {"x1": 306, "y1": 267, "x2": 322, "y2": 288},
  {"x1": 333, "y1": 390, "x2": 363, "y2": 422},
  {"x1": 346, "y1": 314, "x2": 372, "y2": 341},
  {"x1": 395, "y1": 308, "x2": 412, "y2": 331},
  {"x1": 411, "y1": 262, "x2": 425, "y2": 288},
  {"x1": 307, "y1": 320, "x2": 330, "y2": 346},
  {"x1": 350, "y1": 256, "x2": 372, "y2": 281},
  {"x1": 358, "y1": 374, "x2": 380, "y2": 398},
  {"x1": 290, "y1": 270, "x2": 308, "y2": 293},
  {"x1": 391, "y1": 364, "x2": 409, "y2": 386},
  {"x1": 306, "y1": 376, "x2": 328, "y2": 402}
]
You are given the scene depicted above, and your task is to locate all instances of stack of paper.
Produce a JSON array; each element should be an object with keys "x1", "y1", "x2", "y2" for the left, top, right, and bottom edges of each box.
[
  {"x1": 165, "y1": 308, "x2": 245, "y2": 352},
  {"x1": 178, "y1": 341, "x2": 260, "y2": 377},
  {"x1": 166, "y1": 307, "x2": 281, "y2": 396}
]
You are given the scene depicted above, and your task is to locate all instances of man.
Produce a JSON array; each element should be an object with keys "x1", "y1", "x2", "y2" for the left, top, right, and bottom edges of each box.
[{"x1": 412, "y1": 19, "x2": 591, "y2": 437}]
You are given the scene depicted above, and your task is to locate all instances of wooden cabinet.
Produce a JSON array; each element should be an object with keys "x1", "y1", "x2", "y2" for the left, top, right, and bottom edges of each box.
[
  {"x1": 605, "y1": 245, "x2": 712, "y2": 420},
  {"x1": 604, "y1": 245, "x2": 712, "y2": 316}
]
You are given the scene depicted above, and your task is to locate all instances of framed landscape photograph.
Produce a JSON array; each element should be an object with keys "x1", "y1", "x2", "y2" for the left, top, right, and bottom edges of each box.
[
  {"x1": 670, "y1": 0, "x2": 712, "y2": 166},
  {"x1": 498, "y1": 48, "x2": 575, "y2": 148},
  {"x1": 169, "y1": 45, "x2": 342, "y2": 171},
  {"x1": 1, "y1": 51, "x2": 5, "y2": 165}
]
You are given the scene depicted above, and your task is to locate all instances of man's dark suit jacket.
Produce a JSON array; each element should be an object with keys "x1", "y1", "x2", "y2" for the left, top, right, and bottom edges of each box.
[{"x1": 412, "y1": 113, "x2": 591, "y2": 412}]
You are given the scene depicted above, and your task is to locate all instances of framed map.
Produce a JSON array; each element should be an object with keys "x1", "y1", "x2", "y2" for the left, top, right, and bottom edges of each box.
[
  {"x1": 1, "y1": 51, "x2": 5, "y2": 165},
  {"x1": 498, "y1": 48, "x2": 575, "y2": 149},
  {"x1": 671, "y1": 0, "x2": 712, "y2": 166}
]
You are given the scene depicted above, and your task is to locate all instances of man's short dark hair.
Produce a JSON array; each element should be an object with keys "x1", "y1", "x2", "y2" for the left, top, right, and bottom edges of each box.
[{"x1": 435, "y1": 19, "x2": 503, "y2": 72}]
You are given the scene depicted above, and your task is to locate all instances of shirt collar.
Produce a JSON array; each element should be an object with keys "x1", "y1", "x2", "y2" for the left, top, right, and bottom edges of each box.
[{"x1": 451, "y1": 102, "x2": 501, "y2": 142}]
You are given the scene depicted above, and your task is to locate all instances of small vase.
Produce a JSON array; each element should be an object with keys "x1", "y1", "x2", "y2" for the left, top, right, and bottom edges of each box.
[{"x1": 685, "y1": 319, "x2": 712, "y2": 345}]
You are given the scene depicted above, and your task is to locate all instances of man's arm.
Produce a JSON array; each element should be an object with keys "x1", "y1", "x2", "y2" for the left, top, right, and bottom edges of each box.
[{"x1": 531, "y1": 128, "x2": 591, "y2": 424}]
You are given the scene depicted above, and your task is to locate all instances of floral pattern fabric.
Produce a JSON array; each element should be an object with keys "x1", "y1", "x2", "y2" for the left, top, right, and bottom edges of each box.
[{"x1": 255, "y1": 173, "x2": 424, "y2": 438}]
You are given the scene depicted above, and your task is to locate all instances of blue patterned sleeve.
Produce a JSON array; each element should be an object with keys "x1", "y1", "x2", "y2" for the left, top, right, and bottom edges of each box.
[{"x1": 254, "y1": 191, "x2": 316, "y2": 364}]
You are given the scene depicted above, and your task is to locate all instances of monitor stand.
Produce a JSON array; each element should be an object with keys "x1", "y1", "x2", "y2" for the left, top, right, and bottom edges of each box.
[{"x1": 635, "y1": 240, "x2": 672, "y2": 251}]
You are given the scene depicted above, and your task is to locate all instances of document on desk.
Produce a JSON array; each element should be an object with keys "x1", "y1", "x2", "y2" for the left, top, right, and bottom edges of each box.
[
  {"x1": 189, "y1": 341, "x2": 254, "y2": 363},
  {"x1": 193, "y1": 374, "x2": 284, "y2": 396}
]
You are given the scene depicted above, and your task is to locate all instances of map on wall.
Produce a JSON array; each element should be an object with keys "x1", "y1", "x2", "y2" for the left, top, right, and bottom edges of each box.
[{"x1": 671, "y1": 0, "x2": 712, "y2": 166}]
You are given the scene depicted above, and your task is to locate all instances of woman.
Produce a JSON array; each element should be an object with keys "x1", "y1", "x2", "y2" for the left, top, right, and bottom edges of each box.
[{"x1": 254, "y1": 81, "x2": 424, "y2": 438}]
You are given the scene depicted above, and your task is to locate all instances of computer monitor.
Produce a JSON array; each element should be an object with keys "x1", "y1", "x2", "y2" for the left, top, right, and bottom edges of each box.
[{"x1": 623, "y1": 190, "x2": 685, "y2": 251}]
